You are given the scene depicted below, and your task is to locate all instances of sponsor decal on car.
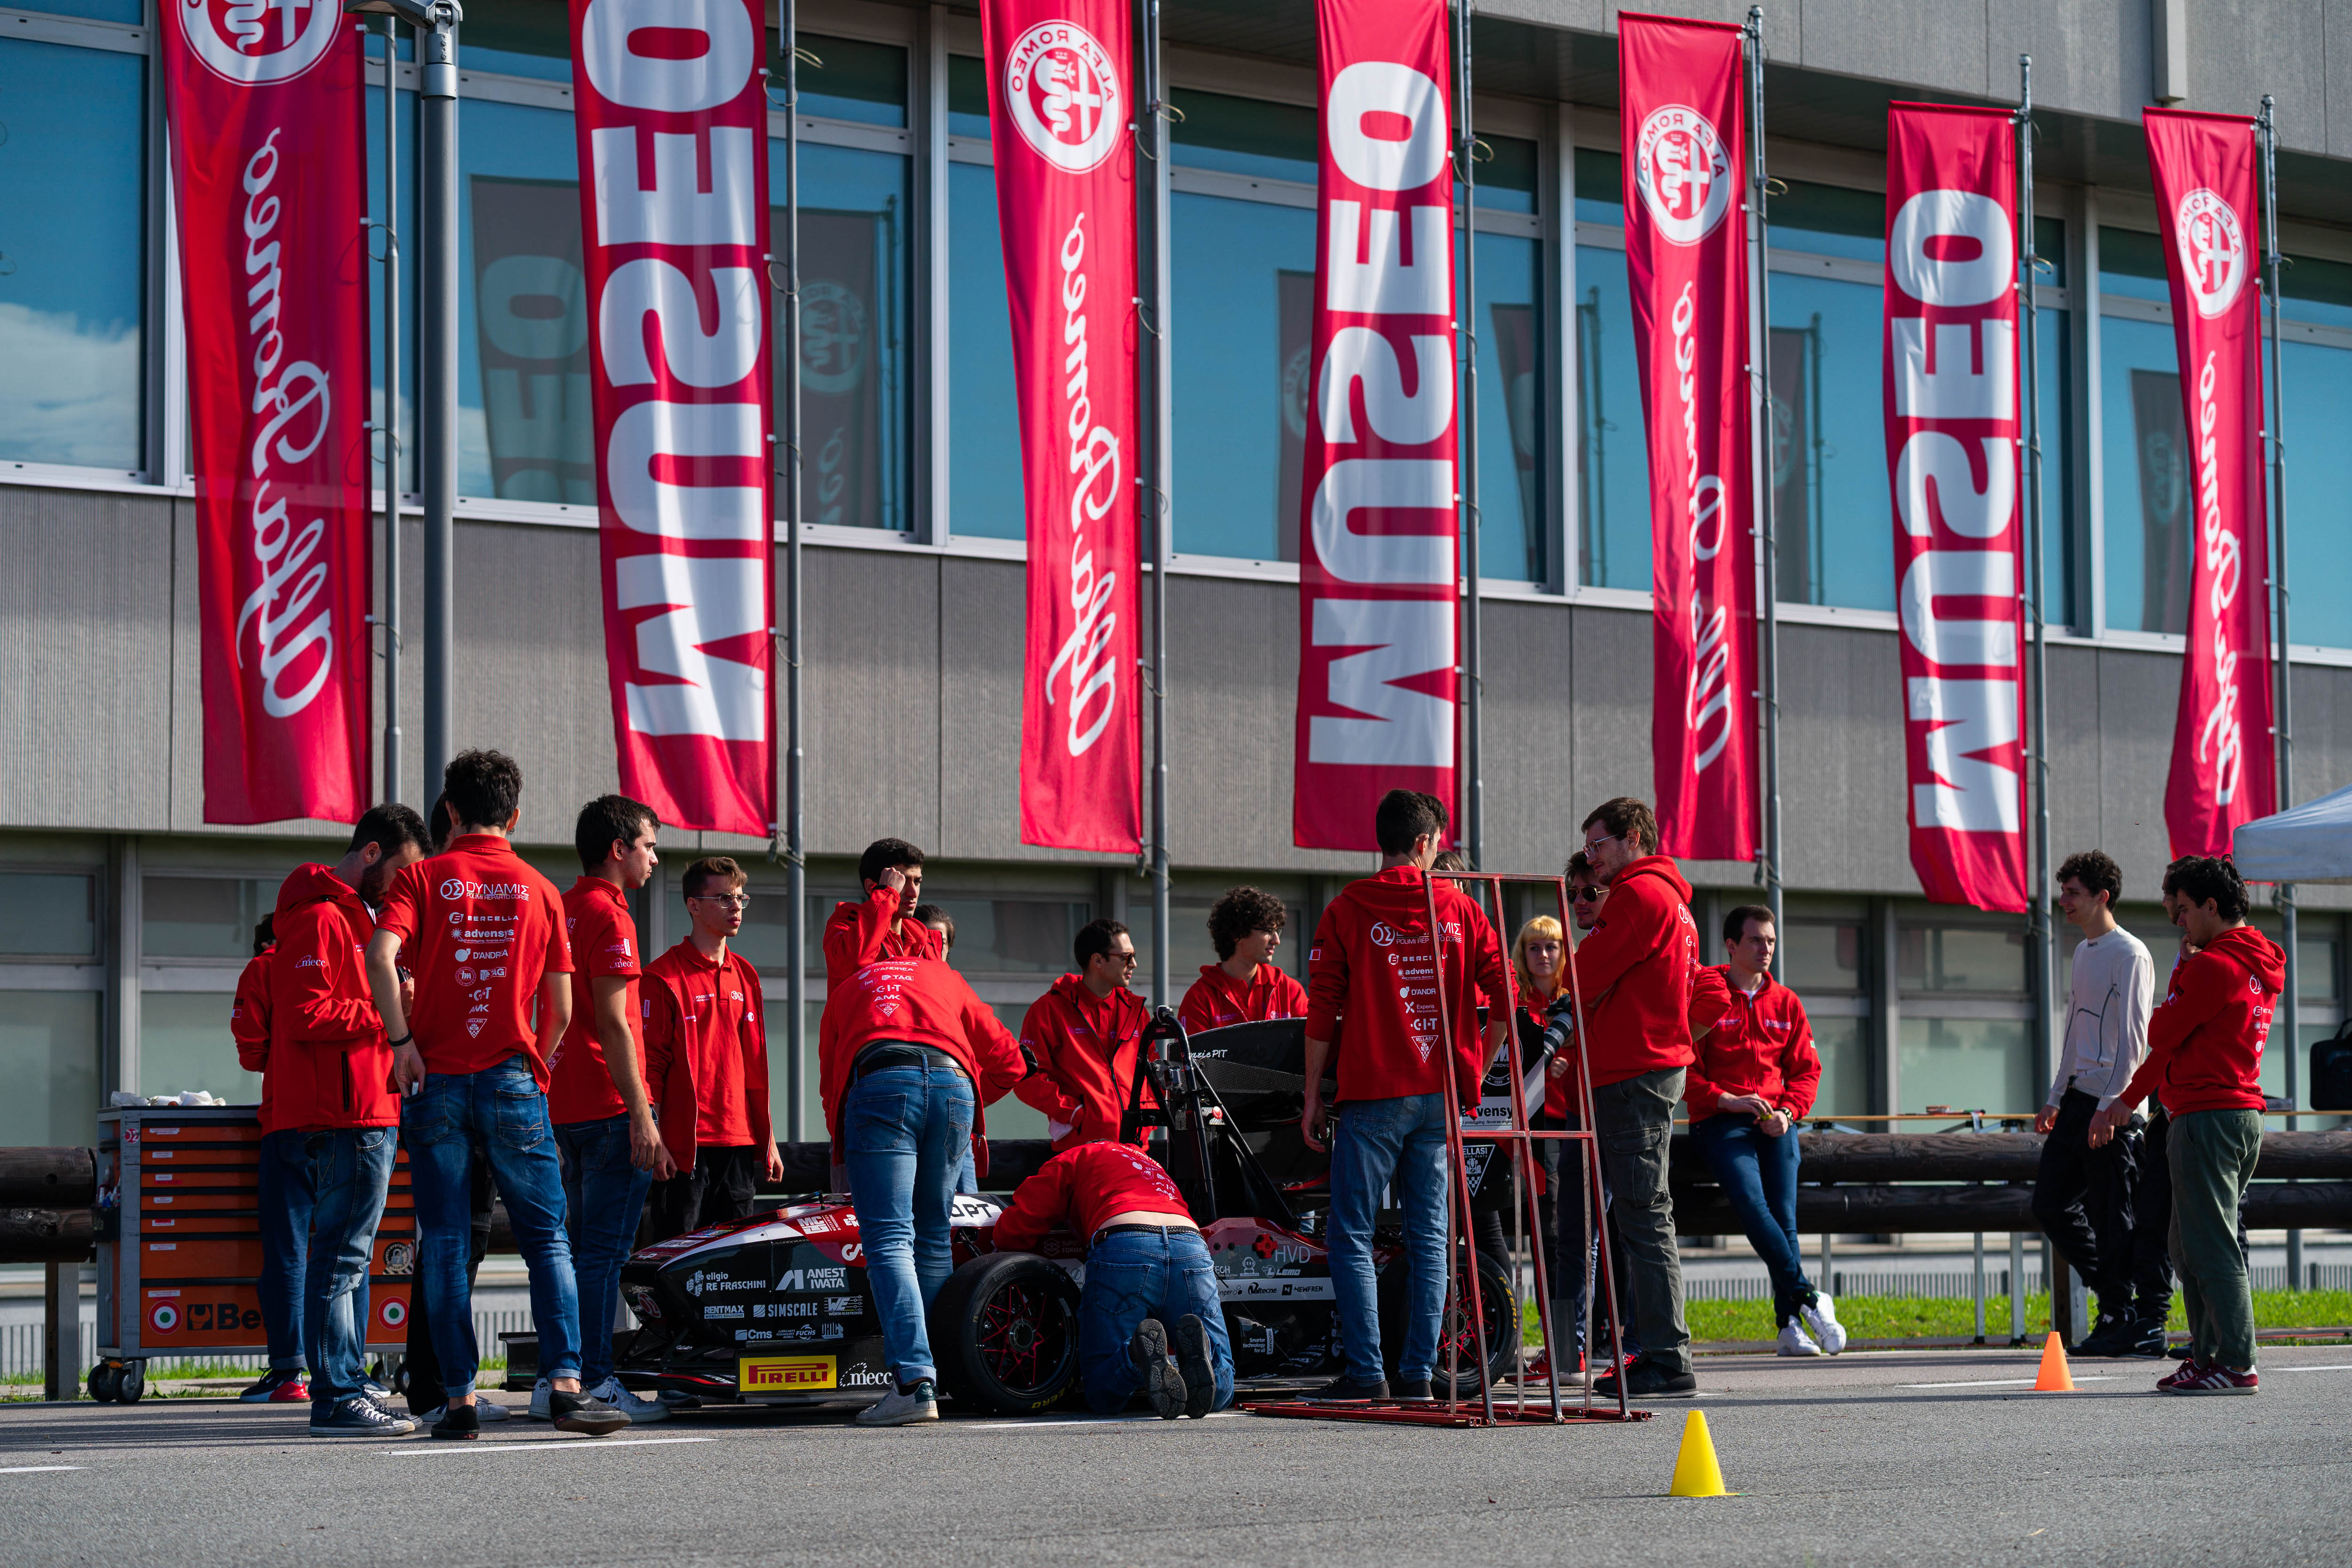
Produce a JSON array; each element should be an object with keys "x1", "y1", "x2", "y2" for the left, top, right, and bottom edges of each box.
[
  {"x1": 1220, "y1": 1278, "x2": 1335, "y2": 1301},
  {"x1": 683, "y1": 1269, "x2": 766, "y2": 1297},
  {"x1": 839, "y1": 1362, "x2": 891, "y2": 1389},
  {"x1": 740, "y1": 1354, "x2": 836, "y2": 1393},
  {"x1": 776, "y1": 1265, "x2": 848, "y2": 1291},
  {"x1": 704, "y1": 1304, "x2": 744, "y2": 1319},
  {"x1": 824, "y1": 1296, "x2": 861, "y2": 1316}
]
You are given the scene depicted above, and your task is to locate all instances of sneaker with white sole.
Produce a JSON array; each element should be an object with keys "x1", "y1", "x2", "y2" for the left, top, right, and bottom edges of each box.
[
  {"x1": 239, "y1": 1367, "x2": 310, "y2": 1403},
  {"x1": 853, "y1": 1379, "x2": 939, "y2": 1426},
  {"x1": 1800, "y1": 1292, "x2": 1848, "y2": 1355},
  {"x1": 310, "y1": 1397, "x2": 417, "y2": 1437},
  {"x1": 525, "y1": 1377, "x2": 553, "y2": 1421},
  {"x1": 1776, "y1": 1321, "x2": 1822, "y2": 1357},
  {"x1": 2160, "y1": 1362, "x2": 2258, "y2": 1395},
  {"x1": 586, "y1": 1376, "x2": 669, "y2": 1424},
  {"x1": 471, "y1": 1394, "x2": 511, "y2": 1422}
]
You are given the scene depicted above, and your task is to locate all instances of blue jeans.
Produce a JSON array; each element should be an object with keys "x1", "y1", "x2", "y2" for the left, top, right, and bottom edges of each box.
[
  {"x1": 843, "y1": 1063, "x2": 974, "y2": 1385},
  {"x1": 556, "y1": 1114, "x2": 655, "y2": 1388},
  {"x1": 1692, "y1": 1112, "x2": 1815, "y2": 1325},
  {"x1": 1079, "y1": 1229, "x2": 1233, "y2": 1415},
  {"x1": 1328, "y1": 1093, "x2": 1450, "y2": 1385},
  {"x1": 256, "y1": 1129, "x2": 315, "y2": 1371},
  {"x1": 402, "y1": 1055, "x2": 582, "y2": 1397},
  {"x1": 302, "y1": 1127, "x2": 397, "y2": 1406}
]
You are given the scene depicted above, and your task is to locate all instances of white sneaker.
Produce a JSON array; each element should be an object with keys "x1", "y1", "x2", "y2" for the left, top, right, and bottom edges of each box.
[
  {"x1": 472, "y1": 1394, "x2": 511, "y2": 1422},
  {"x1": 852, "y1": 1379, "x2": 938, "y2": 1426},
  {"x1": 1801, "y1": 1293, "x2": 1848, "y2": 1355},
  {"x1": 1776, "y1": 1321, "x2": 1822, "y2": 1357},
  {"x1": 587, "y1": 1376, "x2": 669, "y2": 1424},
  {"x1": 525, "y1": 1377, "x2": 552, "y2": 1421}
]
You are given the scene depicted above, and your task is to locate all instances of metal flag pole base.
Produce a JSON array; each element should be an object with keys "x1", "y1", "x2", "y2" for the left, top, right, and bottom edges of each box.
[{"x1": 1243, "y1": 870, "x2": 1652, "y2": 1430}]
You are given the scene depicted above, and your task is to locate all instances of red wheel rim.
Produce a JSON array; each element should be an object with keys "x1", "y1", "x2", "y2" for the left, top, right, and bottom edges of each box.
[{"x1": 974, "y1": 1277, "x2": 1074, "y2": 1397}]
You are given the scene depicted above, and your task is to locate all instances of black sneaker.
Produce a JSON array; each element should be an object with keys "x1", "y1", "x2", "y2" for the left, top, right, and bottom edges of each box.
[
  {"x1": 1129, "y1": 1319, "x2": 1188, "y2": 1420},
  {"x1": 430, "y1": 1402, "x2": 481, "y2": 1441},
  {"x1": 550, "y1": 1388, "x2": 630, "y2": 1436},
  {"x1": 1171, "y1": 1315, "x2": 1216, "y2": 1419},
  {"x1": 2128, "y1": 1317, "x2": 2172, "y2": 1357},
  {"x1": 1592, "y1": 1356, "x2": 1698, "y2": 1400},
  {"x1": 1393, "y1": 1377, "x2": 1435, "y2": 1402},
  {"x1": 1311, "y1": 1375, "x2": 1390, "y2": 1402},
  {"x1": 2074, "y1": 1313, "x2": 2135, "y2": 1357},
  {"x1": 309, "y1": 1397, "x2": 416, "y2": 1437}
]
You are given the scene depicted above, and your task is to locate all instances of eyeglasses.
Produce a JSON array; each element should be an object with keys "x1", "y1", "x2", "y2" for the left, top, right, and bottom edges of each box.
[
  {"x1": 690, "y1": 894, "x2": 751, "y2": 909},
  {"x1": 1571, "y1": 886, "x2": 1603, "y2": 904},
  {"x1": 1582, "y1": 831, "x2": 1623, "y2": 853}
]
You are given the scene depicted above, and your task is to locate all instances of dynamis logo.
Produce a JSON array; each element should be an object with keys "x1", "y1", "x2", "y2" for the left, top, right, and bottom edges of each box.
[
  {"x1": 1002, "y1": 21, "x2": 1124, "y2": 173},
  {"x1": 2175, "y1": 189, "x2": 2249, "y2": 319},
  {"x1": 1635, "y1": 105, "x2": 1732, "y2": 246},
  {"x1": 1368, "y1": 922, "x2": 1398, "y2": 949},
  {"x1": 178, "y1": 0, "x2": 340, "y2": 85}
]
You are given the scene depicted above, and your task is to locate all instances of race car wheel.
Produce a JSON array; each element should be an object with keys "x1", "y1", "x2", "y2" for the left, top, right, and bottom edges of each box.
[
  {"x1": 1378, "y1": 1246, "x2": 1519, "y2": 1396},
  {"x1": 930, "y1": 1253, "x2": 1081, "y2": 1417}
]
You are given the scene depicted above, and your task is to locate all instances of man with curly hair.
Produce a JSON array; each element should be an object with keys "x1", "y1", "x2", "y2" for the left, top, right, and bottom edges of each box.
[{"x1": 1178, "y1": 886, "x2": 1308, "y2": 1034}]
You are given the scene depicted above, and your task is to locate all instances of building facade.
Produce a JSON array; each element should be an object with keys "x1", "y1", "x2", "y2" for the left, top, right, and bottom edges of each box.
[{"x1": 2, "y1": 0, "x2": 2349, "y2": 1146}]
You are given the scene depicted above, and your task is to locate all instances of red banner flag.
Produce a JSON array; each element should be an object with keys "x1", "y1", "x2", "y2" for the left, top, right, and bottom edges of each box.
[
  {"x1": 572, "y1": 0, "x2": 775, "y2": 836},
  {"x1": 1881, "y1": 103, "x2": 2026, "y2": 910},
  {"x1": 164, "y1": 0, "x2": 371, "y2": 825},
  {"x1": 1619, "y1": 12, "x2": 1755, "y2": 862},
  {"x1": 980, "y1": 0, "x2": 1141, "y2": 853},
  {"x1": 2145, "y1": 108, "x2": 2275, "y2": 859},
  {"x1": 1292, "y1": 0, "x2": 1459, "y2": 852}
]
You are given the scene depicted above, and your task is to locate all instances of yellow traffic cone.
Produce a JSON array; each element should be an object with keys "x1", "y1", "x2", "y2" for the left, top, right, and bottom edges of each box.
[
  {"x1": 2033, "y1": 1331, "x2": 2076, "y2": 1392},
  {"x1": 1668, "y1": 1409, "x2": 1732, "y2": 1498}
]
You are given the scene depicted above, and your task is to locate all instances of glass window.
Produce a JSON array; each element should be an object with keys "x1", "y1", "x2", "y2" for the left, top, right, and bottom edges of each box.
[
  {"x1": 1574, "y1": 244, "x2": 1651, "y2": 590},
  {"x1": 2098, "y1": 310, "x2": 2193, "y2": 635},
  {"x1": 0, "y1": 37, "x2": 144, "y2": 470},
  {"x1": 947, "y1": 159, "x2": 1023, "y2": 540},
  {"x1": 0, "y1": 992, "x2": 100, "y2": 1144},
  {"x1": 1779, "y1": 920, "x2": 1862, "y2": 994},
  {"x1": 2280, "y1": 337, "x2": 2352, "y2": 648},
  {"x1": 143, "y1": 877, "x2": 270, "y2": 960},
  {"x1": 1135, "y1": 900, "x2": 1308, "y2": 989},
  {"x1": 2029, "y1": 307, "x2": 2074, "y2": 627},
  {"x1": 934, "y1": 899, "x2": 1091, "y2": 974},
  {"x1": 16, "y1": 0, "x2": 141, "y2": 20},
  {"x1": 141, "y1": 992, "x2": 264, "y2": 1105},
  {"x1": 0, "y1": 872, "x2": 97, "y2": 957},
  {"x1": 458, "y1": 0, "x2": 571, "y2": 81},
  {"x1": 1899, "y1": 1016, "x2": 2031, "y2": 1114},
  {"x1": 1897, "y1": 923, "x2": 2026, "y2": 993},
  {"x1": 1770, "y1": 180, "x2": 1884, "y2": 263},
  {"x1": 1573, "y1": 148, "x2": 1621, "y2": 227},
  {"x1": 2282, "y1": 251, "x2": 2352, "y2": 330},
  {"x1": 1470, "y1": 227, "x2": 1546, "y2": 581},
  {"x1": 1470, "y1": 136, "x2": 1539, "y2": 218},
  {"x1": 2299, "y1": 931, "x2": 2340, "y2": 1005},
  {"x1": 1810, "y1": 1014, "x2": 1869, "y2": 1119},
  {"x1": 791, "y1": 33, "x2": 907, "y2": 128},
  {"x1": 1765, "y1": 272, "x2": 1891, "y2": 610},
  {"x1": 787, "y1": 144, "x2": 914, "y2": 531},
  {"x1": 1172, "y1": 89, "x2": 1315, "y2": 183},
  {"x1": 730, "y1": 890, "x2": 799, "y2": 974},
  {"x1": 947, "y1": 54, "x2": 991, "y2": 139},
  {"x1": 2098, "y1": 225, "x2": 2170, "y2": 303}
]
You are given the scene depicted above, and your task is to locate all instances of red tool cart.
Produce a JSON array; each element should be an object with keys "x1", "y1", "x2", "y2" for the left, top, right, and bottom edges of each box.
[{"x1": 89, "y1": 1106, "x2": 416, "y2": 1401}]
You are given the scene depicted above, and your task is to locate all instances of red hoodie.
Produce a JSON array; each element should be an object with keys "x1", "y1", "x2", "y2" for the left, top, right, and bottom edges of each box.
[
  {"x1": 233, "y1": 947, "x2": 275, "y2": 1127},
  {"x1": 641, "y1": 940, "x2": 769, "y2": 1177},
  {"x1": 266, "y1": 864, "x2": 397, "y2": 1132},
  {"x1": 1304, "y1": 866, "x2": 1510, "y2": 1105},
  {"x1": 1568, "y1": 854, "x2": 1699, "y2": 1089},
  {"x1": 2117, "y1": 924, "x2": 2283, "y2": 1117},
  {"x1": 1685, "y1": 965, "x2": 1820, "y2": 1122},
  {"x1": 1016, "y1": 976, "x2": 1152, "y2": 1151},
  {"x1": 1177, "y1": 962, "x2": 1309, "y2": 1035},
  {"x1": 818, "y1": 955, "x2": 1033, "y2": 1173},
  {"x1": 992, "y1": 1142, "x2": 1194, "y2": 1253},
  {"x1": 822, "y1": 887, "x2": 943, "y2": 994}
]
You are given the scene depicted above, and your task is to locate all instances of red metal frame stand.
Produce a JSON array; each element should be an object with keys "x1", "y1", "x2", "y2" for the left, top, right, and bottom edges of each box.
[{"x1": 1246, "y1": 870, "x2": 1650, "y2": 1428}]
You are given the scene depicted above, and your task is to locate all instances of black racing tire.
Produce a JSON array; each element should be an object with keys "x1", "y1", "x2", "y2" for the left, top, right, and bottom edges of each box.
[
  {"x1": 87, "y1": 1364, "x2": 119, "y2": 1403},
  {"x1": 1378, "y1": 1246, "x2": 1519, "y2": 1396},
  {"x1": 929, "y1": 1253, "x2": 1082, "y2": 1417}
]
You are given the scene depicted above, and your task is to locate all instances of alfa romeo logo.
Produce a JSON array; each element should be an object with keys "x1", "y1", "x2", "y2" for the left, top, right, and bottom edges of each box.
[
  {"x1": 1635, "y1": 104, "x2": 1732, "y2": 246},
  {"x1": 178, "y1": 0, "x2": 341, "y2": 85},
  {"x1": 1002, "y1": 21, "x2": 1125, "y2": 174},
  {"x1": 2174, "y1": 188, "x2": 2248, "y2": 319}
]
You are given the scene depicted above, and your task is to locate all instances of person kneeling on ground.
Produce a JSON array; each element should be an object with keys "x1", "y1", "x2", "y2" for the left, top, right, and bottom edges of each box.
[
  {"x1": 992, "y1": 1142, "x2": 1232, "y2": 1419},
  {"x1": 1686, "y1": 905, "x2": 1842, "y2": 1358}
]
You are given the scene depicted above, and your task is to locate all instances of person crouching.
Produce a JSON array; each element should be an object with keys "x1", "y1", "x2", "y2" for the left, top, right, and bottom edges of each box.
[{"x1": 991, "y1": 1142, "x2": 1231, "y2": 1419}]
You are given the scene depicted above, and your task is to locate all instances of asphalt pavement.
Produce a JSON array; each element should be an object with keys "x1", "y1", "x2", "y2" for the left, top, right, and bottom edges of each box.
[{"x1": 2, "y1": 1345, "x2": 2349, "y2": 1567}]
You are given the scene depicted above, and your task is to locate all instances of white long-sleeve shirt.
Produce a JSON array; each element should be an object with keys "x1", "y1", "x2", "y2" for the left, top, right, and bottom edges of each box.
[{"x1": 2046, "y1": 927, "x2": 2155, "y2": 1110}]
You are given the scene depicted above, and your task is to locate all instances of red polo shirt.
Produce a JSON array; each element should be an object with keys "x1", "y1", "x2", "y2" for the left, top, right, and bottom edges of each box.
[
  {"x1": 375, "y1": 834, "x2": 573, "y2": 1082},
  {"x1": 1177, "y1": 962, "x2": 1309, "y2": 1035},
  {"x1": 644, "y1": 940, "x2": 761, "y2": 1146},
  {"x1": 548, "y1": 876, "x2": 644, "y2": 1125}
]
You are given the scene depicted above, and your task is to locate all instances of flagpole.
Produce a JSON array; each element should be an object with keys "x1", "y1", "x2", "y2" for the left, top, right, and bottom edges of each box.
[
  {"x1": 1454, "y1": 0, "x2": 1484, "y2": 868},
  {"x1": 1744, "y1": 6, "x2": 1780, "y2": 931},
  {"x1": 2259, "y1": 93, "x2": 2300, "y2": 1281},
  {"x1": 379, "y1": 15, "x2": 403, "y2": 805},
  {"x1": 2018, "y1": 56, "x2": 2056, "y2": 1101},
  {"x1": 782, "y1": 0, "x2": 808, "y2": 1140},
  {"x1": 1144, "y1": 0, "x2": 1173, "y2": 1010}
]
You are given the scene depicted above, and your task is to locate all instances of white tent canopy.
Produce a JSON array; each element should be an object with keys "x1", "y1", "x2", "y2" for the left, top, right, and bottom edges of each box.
[{"x1": 2233, "y1": 782, "x2": 2352, "y2": 885}]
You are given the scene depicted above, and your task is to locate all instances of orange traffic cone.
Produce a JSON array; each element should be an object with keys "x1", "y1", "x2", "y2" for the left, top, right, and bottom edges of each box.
[{"x1": 2033, "y1": 1331, "x2": 2076, "y2": 1392}]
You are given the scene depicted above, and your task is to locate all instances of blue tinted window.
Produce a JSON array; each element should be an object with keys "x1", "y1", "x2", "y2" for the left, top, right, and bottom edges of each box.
[
  {"x1": 788, "y1": 33, "x2": 907, "y2": 129},
  {"x1": 459, "y1": 0, "x2": 572, "y2": 82},
  {"x1": 0, "y1": 37, "x2": 143, "y2": 470},
  {"x1": 2098, "y1": 226, "x2": 2170, "y2": 303},
  {"x1": 1172, "y1": 90, "x2": 1316, "y2": 185},
  {"x1": 1573, "y1": 244, "x2": 1650, "y2": 590},
  {"x1": 946, "y1": 160, "x2": 1023, "y2": 540},
  {"x1": 947, "y1": 54, "x2": 990, "y2": 139},
  {"x1": 2099, "y1": 313, "x2": 2190, "y2": 634},
  {"x1": 1464, "y1": 228, "x2": 1544, "y2": 581},
  {"x1": 12, "y1": 0, "x2": 140, "y2": 21},
  {"x1": 1766, "y1": 272, "x2": 1890, "y2": 610},
  {"x1": 2282, "y1": 253, "x2": 2352, "y2": 330},
  {"x1": 1573, "y1": 148, "x2": 1622, "y2": 228},
  {"x1": 2281, "y1": 339, "x2": 2352, "y2": 648}
]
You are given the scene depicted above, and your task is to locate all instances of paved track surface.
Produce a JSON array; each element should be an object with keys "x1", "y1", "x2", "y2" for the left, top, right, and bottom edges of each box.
[{"x1": 4, "y1": 1345, "x2": 2349, "y2": 1567}]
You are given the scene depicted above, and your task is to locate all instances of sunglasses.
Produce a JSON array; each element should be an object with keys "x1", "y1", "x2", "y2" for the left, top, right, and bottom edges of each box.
[{"x1": 1571, "y1": 886, "x2": 1603, "y2": 904}]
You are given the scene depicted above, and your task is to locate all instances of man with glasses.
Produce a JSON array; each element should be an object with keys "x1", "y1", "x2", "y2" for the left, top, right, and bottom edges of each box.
[
  {"x1": 1017, "y1": 919, "x2": 1153, "y2": 1151},
  {"x1": 642, "y1": 857, "x2": 782, "y2": 1242},
  {"x1": 1567, "y1": 796, "x2": 1701, "y2": 1400}
]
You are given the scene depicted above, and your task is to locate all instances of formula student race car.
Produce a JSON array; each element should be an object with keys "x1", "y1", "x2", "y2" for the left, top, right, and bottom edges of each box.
[{"x1": 580, "y1": 1011, "x2": 1520, "y2": 1416}]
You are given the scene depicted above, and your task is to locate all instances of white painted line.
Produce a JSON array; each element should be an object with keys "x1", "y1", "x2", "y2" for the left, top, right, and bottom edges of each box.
[
  {"x1": 386, "y1": 1436, "x2": 715, "y2": 1456},
  {"x1": 0, "y1": 1465, "x2": 84, "y2": 1474},
  {"x1": 1899, "y1": 1376, "x2": 2117, "y2": 1388},
  {"x1": 2265, "y1": 1362, "x2": 2352, "y2": 1373},
  {"x1": 958, "y1": 1411, "x2": 1248, "y2": 1430}
]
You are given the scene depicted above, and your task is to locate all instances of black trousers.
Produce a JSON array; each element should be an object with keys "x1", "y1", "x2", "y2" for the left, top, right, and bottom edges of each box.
[
  {"x1": 2033, "y1": 1088, "x2": 2173, "y2": 1318},
  {"x1": 404, "y1": 1141, "x2": 494, "y2": 1411},
  {"x1": 647, "y1": 1144, "x2": 761, "y2": 1242}
]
